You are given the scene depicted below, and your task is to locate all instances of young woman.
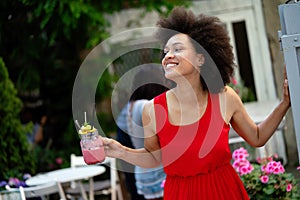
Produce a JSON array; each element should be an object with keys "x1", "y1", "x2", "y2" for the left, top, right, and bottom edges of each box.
[{"x1": 103, "y1": 7, "x2": 290, "y2": 199}]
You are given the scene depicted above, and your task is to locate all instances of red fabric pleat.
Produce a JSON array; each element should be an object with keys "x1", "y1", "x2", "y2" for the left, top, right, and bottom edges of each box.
[{"x1": 164, "y1": 165, "x2": 249, "y2": 200}]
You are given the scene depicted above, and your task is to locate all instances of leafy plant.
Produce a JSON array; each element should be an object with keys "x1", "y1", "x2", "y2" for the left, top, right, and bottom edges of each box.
[
  {"x1": 0, "y1": 57, "x2": 36, "y2": 181},
  {"x1": 229, "y1": 76, "x2": 256, "y2": 102},
  {"x1": 31, "y1": 145, "x2": 68, "y2": 172},
  {"x1": 0, "y1": 145, "x2": 68, "y2": 191},
  {"x1": 0, "y1": 0, "x2": 190, "y2": 155},
  {"x1": 232, "y1": 147, "x2": 300, "y2": 199}
]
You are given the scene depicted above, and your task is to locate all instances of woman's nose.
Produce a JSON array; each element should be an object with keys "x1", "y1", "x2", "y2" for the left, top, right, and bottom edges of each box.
[{"x1": 164, "y1": 51, "x2": 175, "y2": 59}]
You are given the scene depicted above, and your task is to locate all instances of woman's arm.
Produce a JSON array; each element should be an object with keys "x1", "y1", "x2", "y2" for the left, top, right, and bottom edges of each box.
[
  {"x1": 103, "y1": 100, "x2": 161, "y2": 168},
  {"x1": 228, "y1": 74, "x2": 290, "y2": 147}
]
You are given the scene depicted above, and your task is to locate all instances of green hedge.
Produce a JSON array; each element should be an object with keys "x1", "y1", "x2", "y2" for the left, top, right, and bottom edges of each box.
[{"x1": 0, "y1": 57, "x2": 35, "y2": 180}]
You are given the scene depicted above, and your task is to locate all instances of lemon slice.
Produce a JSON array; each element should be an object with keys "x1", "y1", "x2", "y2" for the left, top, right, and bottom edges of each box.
[{"x1": 79, "y1": 124, "x2": 96, "y2": 134}]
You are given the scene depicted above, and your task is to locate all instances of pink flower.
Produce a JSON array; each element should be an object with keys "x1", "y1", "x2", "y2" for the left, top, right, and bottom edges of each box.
[
  {"x1": 274, "y1": 184, "x2": 280, "y2": 189},
  {"x1": 231, "y1": 77, "x2": 238, "y2": 85},
  {"x1": 8, "y1": 178, "x2": 20, "y2": 186},
  {"x1": 265, "y1": 164, "x2": 274, "y2": 174},
  {"x1": 256, "y1": 157, "x2": 261, "y2": 163},
  {"x1": 279, "y1": 165, "x2": 285, "y2": 173},
  {"x1": 55, "y1": 157, "x2": 63, "y2": 165},
  {"x1": 263, "y1": 161, "x2": 285, "y2": 174},
  {"x1": 232, "y1": 147, "x2": 249, "y2": 161},
  {"x1": 267, "y1": 157, "x2": 273, "y2": 162},
  {"x1": 238, "y1": 161, "x2": 254, "y2": 175},
  {"x1": 232, "y1": 160, "x2": 241, "y2": 169},
  {"x1": 286, "y1": 183, "x2": 292, "y2": 192},
  {"x1": 232, "y1": 147, "x2": 254, "y2": 175},
  {"x1": 233, "y1": 159, "x2": 247, "y2": 172},
  {"x1": 260, "y1": 175, "x2": 269, "y2": 183},
  {"x1": 273, "y1": 164, "x2": 285, "y2": 174},
  {"x1": 273, "y1": 167, "x2": 280, "y2": 174},
  {"x1": 239, "y1": 166, "x2": 250, "y2": 175}
]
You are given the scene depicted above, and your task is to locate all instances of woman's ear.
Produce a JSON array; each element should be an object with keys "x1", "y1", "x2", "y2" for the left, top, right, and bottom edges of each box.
[{"x1": 197, "y1": 54, "x2": 205, "y2": 67}]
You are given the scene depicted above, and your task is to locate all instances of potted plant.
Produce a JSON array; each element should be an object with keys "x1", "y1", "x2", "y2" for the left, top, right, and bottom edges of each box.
[{"x1": 232, "y1": 147, "x2": 300, "y2": 199}]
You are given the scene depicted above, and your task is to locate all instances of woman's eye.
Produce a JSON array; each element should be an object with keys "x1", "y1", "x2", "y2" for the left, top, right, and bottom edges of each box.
[
  {"x1": 163, "y1": 50, "x2": 169, "y2": 56},
  {"x1": 174, "y1": 48, "x2": 181, "y2": 52}
]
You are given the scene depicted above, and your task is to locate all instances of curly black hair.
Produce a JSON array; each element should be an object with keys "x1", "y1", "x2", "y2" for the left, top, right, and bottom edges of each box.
[{"x1": 156, "y1": 6, "x2": 235, "y2": 93}]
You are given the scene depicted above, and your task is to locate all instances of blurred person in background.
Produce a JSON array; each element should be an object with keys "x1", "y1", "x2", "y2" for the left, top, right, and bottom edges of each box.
[{"x1": 116, "y1": 65, "x2": 174, "y2": 199}]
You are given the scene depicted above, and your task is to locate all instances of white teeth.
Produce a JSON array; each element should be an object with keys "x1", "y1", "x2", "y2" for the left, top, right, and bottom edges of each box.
[{"x1": 166, "y1": 63, "x2": 177, "y2": 69}]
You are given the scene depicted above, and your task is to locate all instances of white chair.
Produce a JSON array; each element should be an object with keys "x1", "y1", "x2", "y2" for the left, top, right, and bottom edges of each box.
[
  {"x1": 66, "y1": 154, "x2": 123, "y2": 200},
  {"x1": 4, "y1": 182, "x2": 66, "y2": 200},
  {"x1": 0, "y1": 189, "x2": 23, "y2": 200}
]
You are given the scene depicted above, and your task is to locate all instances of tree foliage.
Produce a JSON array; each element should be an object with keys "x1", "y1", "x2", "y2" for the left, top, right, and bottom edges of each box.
[
  {"x1": 0, "y1": 0, "x2": 188, "y2": 174},
  {"x1": 0, "y1": 57, "x2": 35, "y2": 180}
]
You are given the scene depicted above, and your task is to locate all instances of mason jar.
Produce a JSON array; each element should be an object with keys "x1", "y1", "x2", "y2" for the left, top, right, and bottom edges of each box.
[{"x1": 79, "y1": 128, "x2": 105, "y2": 164}]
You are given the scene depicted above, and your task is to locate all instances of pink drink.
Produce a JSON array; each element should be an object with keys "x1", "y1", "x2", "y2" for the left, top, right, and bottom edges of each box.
[
  {"x1": 82, "y1": 147, "x2": 105, "y2": 164},
  {"x1": 80, "y1": 136, "x2": 106, "y2": 164}
]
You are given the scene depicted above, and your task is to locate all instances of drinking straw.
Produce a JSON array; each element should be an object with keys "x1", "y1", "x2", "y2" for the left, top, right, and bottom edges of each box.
[
  {"x1": 75, "y1": 120, "x2": 81, "y2": 130},
  {"x1": 91, "y1": 104, "x2": 96, "y2": 130},
  {"x1": 84, "y1": 112, "x2": 87, "y2": 124}
]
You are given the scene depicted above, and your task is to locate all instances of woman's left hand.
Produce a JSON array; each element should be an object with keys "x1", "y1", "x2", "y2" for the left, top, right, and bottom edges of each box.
[{"x1": 282, "y1": 66, "x2": 291, "y2": 107}]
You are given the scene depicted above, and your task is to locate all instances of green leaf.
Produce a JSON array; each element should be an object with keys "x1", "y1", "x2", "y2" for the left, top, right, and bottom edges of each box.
[{"x1": 263, "y1": 186, "x2": 275, "y2": 195}]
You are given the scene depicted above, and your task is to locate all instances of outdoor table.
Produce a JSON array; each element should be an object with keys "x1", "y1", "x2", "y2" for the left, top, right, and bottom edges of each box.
[{"x1": 26, "y1": 165, "x2": 106, "y2": 200}]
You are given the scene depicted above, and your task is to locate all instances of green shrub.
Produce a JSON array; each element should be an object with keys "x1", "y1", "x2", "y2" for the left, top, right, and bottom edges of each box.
[{"x1": 0, "y1": 57, "x2": 36, "y2": 180}]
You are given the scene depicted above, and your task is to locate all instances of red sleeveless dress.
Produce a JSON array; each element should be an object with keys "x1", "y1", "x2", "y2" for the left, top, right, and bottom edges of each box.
[{"x1": 154, "y1": 92, "x2": 249, "y2": 200}]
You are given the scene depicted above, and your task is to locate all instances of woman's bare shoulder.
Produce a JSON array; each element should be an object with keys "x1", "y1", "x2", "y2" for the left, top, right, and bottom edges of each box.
[
  {"x1": 219, "y1": 86, "x2": 244, "y2": 123},
  {"x1": 224, "y1": 86, "x2": 243, "y2": 103},
  {"x1": 142, "y1": 99, "x2": 156, "y2": 128}
]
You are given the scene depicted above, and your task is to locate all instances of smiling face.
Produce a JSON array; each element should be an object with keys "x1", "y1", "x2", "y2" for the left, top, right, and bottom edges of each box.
[{"x1": 162, "y1": 33, "x2": 203, "y2": 81}]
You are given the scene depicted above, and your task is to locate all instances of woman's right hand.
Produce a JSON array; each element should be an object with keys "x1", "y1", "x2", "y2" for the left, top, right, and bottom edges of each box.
[
  {"x1": 102, "y1": 137, "x2": 125, "y2": 159},
  {"x1": 102, "y1": 136, "x2": 161, "y2": 168}
]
